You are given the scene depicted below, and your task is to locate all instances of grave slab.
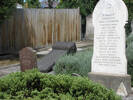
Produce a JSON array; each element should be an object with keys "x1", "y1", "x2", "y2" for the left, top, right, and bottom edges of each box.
[
  {"x1": 38, "y1": 50, "x2": 67, "y2": 72},
  {"x1": 38, "y1": 42, "x2": 77, "y2": 72}
]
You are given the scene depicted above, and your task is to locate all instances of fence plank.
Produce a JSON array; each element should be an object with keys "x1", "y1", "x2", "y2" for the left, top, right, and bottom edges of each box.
[{"x1": 0, "y1": 8, "x2": 81, "y2": 54}]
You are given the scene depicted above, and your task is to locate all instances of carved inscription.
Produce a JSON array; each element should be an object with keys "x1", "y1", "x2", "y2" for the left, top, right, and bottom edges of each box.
[
  {"x1": 92, "y1": 0, "x2": 128, "y2": 74},
  {"x1": 94, "y1": 13, "x2": 121, "y2": 66}
]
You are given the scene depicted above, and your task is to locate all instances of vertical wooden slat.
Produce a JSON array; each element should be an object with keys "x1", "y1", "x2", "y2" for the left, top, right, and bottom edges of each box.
[{"x1": 0, "y1": 8, "x2": 81, "y2": 54}]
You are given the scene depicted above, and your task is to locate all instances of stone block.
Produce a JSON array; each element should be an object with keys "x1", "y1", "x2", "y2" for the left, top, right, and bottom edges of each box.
[{"x1": 88, "y1": 72, "x2": 131, "y2": 95}]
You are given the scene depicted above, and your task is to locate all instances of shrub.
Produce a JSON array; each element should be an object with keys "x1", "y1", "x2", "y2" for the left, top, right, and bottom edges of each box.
[
  {"x1": 54, "y1": 50, "x2": 93, "y2": 76},
  {"x1": 126, "y1": 34, "x2": 133, "y2": 86},
  {"x1": 26, "y1": 0, "x2": 41, "y2": 8},
  {"x1": 0, "y1": 69, "x2": 121, "y2": 100},
  {"x1": 124, "y1": 0, "x2": 133, "y2": 36},
  {"x1": 0, "y1": 0, "x2": 23, "y2": 24}
]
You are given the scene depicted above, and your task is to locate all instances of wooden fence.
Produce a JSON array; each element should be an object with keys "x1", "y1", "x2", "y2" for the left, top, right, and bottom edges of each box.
[{"x1": 0, "y1": 8, "x2": 81, "y2": 54}]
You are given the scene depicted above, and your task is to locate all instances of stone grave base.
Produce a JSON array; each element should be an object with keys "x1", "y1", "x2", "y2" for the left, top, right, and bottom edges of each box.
[{"x1": 88, "y1": 72, "x2": 131, "y2": 95}]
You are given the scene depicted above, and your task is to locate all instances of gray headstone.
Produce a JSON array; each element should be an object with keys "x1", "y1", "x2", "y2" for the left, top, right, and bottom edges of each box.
[
  {"x1": 19, "y1": 47, "x2": 37, "y2": 72},
  {"x1": 38, "y1": 50, "x2": 67, "y2": 72},
  {"x1": 85, "y1": 15, "x2": 94, "y2": 40},
  {"x1": 131, "y1": 20, "x2": 133, "y2": 34},
  {"x1": 38, "y1": 42, "x2": 77, "y2": 72}
]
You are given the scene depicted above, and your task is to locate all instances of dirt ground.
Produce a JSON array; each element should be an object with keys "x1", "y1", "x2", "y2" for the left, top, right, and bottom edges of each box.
[{"x1": 0, "y1": 59, "x2": 19, "y2": 67}]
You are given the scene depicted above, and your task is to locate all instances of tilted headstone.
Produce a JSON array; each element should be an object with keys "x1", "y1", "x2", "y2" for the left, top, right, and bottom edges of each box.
[
  {"x1": 38, "y1": 42, "x2": 77, "y2": 72},
  {"x1": 85, "y1": 15, "x2": 94, "y2": 40},
  {"x1": 19, "y1": 47, "x2": 37, "y2": 72},
  {"x1": 88, "y1": 0, "x2": 131, "y2": 96}
]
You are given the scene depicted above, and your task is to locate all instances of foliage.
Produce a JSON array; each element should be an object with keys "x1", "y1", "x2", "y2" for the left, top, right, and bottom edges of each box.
[
  {"x1": 126, "y1": 34, "x2": 133, "y2": 86},
  {"x1": 124, "y1": 0, "x2": 133, "y2": 36},
  {"x1": 54, "y1": 50, "x2": 93, "y2": 76},
  {"x1": 57, "y1": 0, "x2": 98, "y2": 34},
  {"x1": 0, "y1": 0, "x2": 19, "y2": 23},
  {"x1": 124, "y1": 0, "x2": 133, "y2": 20},
  {"x1": 58, "y1": 0, "x2": 133, "y2": 36},
  {"x1": 26, "y1": 0, "x2": 40, "y2": 8},
  {"x1": 48, "y1": 0, "x2": 54, "y2": 8},
  {"x1": 58, "y1": 0, "x2": 98, "y2": 17},
  {"x1": 0, "y1": 69, "x2": 121, "y2": 100}
]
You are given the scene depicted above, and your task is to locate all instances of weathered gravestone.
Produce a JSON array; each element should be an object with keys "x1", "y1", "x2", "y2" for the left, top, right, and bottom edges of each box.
[
  {"x1": 38, "y1": 42, "x2": 77, "y2": 72},
  {"x1": 131, "y1": 20, "x2": 133, "y2": 34},
  {"x1": 88, "y1": 0, "x2": 131, "y2": 96},
  {"x1": 85, "y1": 15, "x2": 94, "y2": 40},
  {"x1": 19, "y1": 47, "x2": 37, "y2": 72}
]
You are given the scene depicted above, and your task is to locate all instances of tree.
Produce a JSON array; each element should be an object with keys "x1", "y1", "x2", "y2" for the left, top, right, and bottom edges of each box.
[
  {"x1": 47, "y1": 0, "x2": 59, "y2": 8},
  {"x1": 58, "y1": 0, "x2": 133, "y2": 37},
  {"x1": 0, "y1": 0, "x2": 17, "y2": 23},
  {"x1": 0, "y1": 0, "x2": 24, "y2": 24},
  {"x1": 124, "y1": 0, "x2": 133, "y2": 36},
  {"x1": 26, "y1": 0, "x2": 40, "y2": 8},
  {"x1": 57, "y1": 0, "x2": 99, "y2": 37},
  {"x1": 48, "y1": 0, "x2": 53, "y2": 8}
]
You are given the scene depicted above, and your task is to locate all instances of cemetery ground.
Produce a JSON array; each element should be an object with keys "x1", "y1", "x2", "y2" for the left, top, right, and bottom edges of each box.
[
  {"x1": 0, "y1": 41, "x2": 92, "y2": 77},
  {"x1": 0, "y1": 0, "x2": 133, "y2": 99},
  {"x1": 0, "y1": 40, "x2": 133, "y2": 100}
]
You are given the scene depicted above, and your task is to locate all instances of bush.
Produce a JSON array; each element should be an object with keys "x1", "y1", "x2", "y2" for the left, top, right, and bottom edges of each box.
[
  {"x1": 0, "y1": 69, "x2": 121, "y2": 100},
  {"x1": 124, "y1": 0, "x2": 133, "y2": 36},
  {"x1": 126, "y1": 34, "x2": 133, "y2": 86},
  {"x1": 54, "y1": 50, "x2": 93, "y2": 76},
  {"x1": 0, "y1": 0, "x2": 23, "y2": 24},
  {"x1": 26, "y1": 0, "x2": 40, "y2": 8}
]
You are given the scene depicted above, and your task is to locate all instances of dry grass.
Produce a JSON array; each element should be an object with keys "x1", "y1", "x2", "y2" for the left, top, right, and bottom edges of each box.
[{"x1": 0, "y1": 59, "x2": 19, "y2": 67}]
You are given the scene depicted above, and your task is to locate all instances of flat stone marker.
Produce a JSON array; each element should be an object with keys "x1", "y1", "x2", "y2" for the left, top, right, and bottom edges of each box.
[
  {"x1": 19, "y1": 47, "x2": 37, "y2": 72},
  {"x1": 88, "y1": 0, "x2": 131, "y2": 96},
  {"x1": 38, "y1": 42, "x2": 77, "y2": 72}
]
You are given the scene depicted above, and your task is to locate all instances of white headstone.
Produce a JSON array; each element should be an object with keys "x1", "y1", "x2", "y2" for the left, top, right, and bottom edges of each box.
[
  {"x1": 92, "y1": 0, "x2": 128, "y2": 75},
  {"x1": 86, "y1": 15, "x2": 94, "y2": 40}
]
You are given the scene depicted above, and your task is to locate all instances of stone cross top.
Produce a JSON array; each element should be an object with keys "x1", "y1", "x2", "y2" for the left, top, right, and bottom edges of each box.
[{"x1": 92, "y1": 0, "x2": 128, "y2": 75}]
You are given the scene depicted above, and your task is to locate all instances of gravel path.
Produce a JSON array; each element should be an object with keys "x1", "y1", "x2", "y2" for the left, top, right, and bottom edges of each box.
[{"x1": 0, "y1": 64, "x2": 20, "y2": 77}]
